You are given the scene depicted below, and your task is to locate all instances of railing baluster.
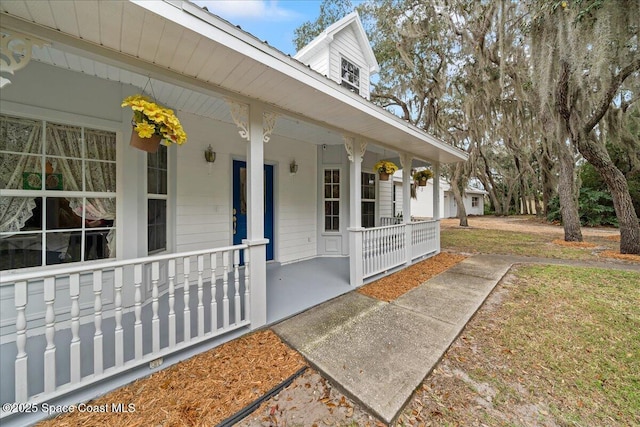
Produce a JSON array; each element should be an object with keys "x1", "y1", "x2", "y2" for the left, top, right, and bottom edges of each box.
[
  {"x1": 210, "y1": 253, "x2": 217, "y2": 333},
  {"x1": 93, "y1": 270, "x2": 103, "y2": 376},
  {"x1": 222, "y1": 251, "x2": 230, "y2": 329},
  {"x1": 114, "y1": 268, "x2": 124, "y2": 368},
  {"x1": 134, "y1": 264, "x2": 143, "y2": 359},
  {"x1": 168, "y1": 259, "x2": 176, "y2": 349},
  {"x1": 44, "y1": 277, "x2": 56, "y2": 393},
  {"x1": 15, "y1": 280, "x2": 28, "y2": 402},
  {"x1": 70, "y1": 273, "x2": 81, "y2": 382},
  {"x1": 183, "y1": 257, "x2": 191, "y2": 343},
  {"x1": 151, "y1": 262, "x2": 160, "y2": 353},
  {"x1": 244, "y1": 248, "x2": 250, "y2": 322},
  {"x1": 234, "y1": 250, "x2": 241, "y2": 325},
  {"x1": 197, "y1": 255, "x2": 204, "y2": 337}
]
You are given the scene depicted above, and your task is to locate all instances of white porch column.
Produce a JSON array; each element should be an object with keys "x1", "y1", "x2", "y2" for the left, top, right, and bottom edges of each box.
[
  {"x1": 400, "y1": 153, "x2": 413, "y2": 265},
  {"x1": 433, "y1": 161, "x2": 441, "y2": 254},
  {"x1": 432, "y1": 162, "x2": 441, "y2": 220},
  {"x1": 345, "y1": 136, "x2": 366, "y2": 287},
  {"x1": 227, "y1": 99, "x2": 277, "y2": 328}
]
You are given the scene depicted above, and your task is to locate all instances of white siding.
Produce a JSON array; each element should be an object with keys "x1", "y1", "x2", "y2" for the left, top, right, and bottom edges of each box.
[
  {"x1": 329, "y1": 26, "x2": 370, "y2": 99},
  {"x1": 378, "y1": 178, "x2": 393, "y2": 221},
  {"x1": 268, "y1": 135, "x2": 317, "y2": 263},
  {"x1": 394, "y1": 183, "x2": 403, "y2": 216}
]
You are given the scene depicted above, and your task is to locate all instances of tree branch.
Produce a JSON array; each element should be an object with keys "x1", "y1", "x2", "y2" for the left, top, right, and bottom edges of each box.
[{"x1": 584, "y1": 57, "x2": 640, "y2": 132}]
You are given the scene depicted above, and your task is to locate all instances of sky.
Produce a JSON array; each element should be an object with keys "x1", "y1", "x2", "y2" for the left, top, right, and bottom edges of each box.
[{"x1": 192, "y1": 0, "x2": 342, "y2": 55}]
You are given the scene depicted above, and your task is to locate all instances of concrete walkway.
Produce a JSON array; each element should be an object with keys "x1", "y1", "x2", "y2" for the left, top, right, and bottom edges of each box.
[{"x1": 273, "y1": 254, "x2": 514, "y2": 424}]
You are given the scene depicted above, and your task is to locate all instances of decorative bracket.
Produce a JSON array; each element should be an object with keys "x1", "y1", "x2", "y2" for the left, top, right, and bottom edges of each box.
[
  {"x1": 343, "y1": 136, "x2": 366, "y2": 162},
  {"x1": 225, "y1": 98, "x2": 250, "y2": 141},
  {"x1": 0, "y1": 29, "x2": 47, "y2": 88},
  {"x1": 262, "y1": 111, "x2": 279, "y2": 144},
  {"x1": 399, "y1": 152, "x2": 413, "y2": 169}
]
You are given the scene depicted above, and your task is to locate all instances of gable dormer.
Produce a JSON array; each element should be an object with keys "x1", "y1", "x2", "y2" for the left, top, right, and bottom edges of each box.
[{"x1": 294, "y1": 11, "x2": 379, "y2": 100}]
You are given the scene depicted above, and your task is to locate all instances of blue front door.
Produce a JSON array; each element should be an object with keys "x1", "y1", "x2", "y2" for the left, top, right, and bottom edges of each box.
[{"x1": 232, "y1": 160, "x2": 274, "y2": 261}]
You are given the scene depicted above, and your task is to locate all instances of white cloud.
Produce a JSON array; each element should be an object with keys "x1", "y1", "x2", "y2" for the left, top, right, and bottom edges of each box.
[{"x1": 192, "y1": 0, "x2": 300, "y2": 21}]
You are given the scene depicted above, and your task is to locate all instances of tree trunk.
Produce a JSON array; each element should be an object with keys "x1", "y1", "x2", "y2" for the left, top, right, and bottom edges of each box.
[
  {"x1": 533, "y1": 191, "x2": 543, "y2": 217},
  {"x1": 540, "y1": 142, "x2": 555, "y2": 218},
  {"x1": 556, "y1": 139, "x2": 583, "y2": 241},
  {"x1": 478, "y1": 147, "x2": 504, "y2": 215},
  {"x1": 576, "y1": 134, "x2": 640, "y2": 254},
  {"x1": 451, "y1": 163, "x2": 469, "y2": 226}
]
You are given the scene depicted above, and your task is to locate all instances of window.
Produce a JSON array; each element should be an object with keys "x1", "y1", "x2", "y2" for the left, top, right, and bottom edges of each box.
[
  {"x1": 324, "y1": 169, "x2": 340, "y2": 232},
  {"x1": 361, "y1": 172, "x2": 376, "y2": 228},
  {"x1": 472, "y1": 196, "x2": 479, "y2": 208},
  {"x1": 341, "y1": 58, "x2": 360, "y2": 94},
  {"x1": 148, "y1": 145, "x2": 168, "y2": 253},
  {"x1": 0, "y1": 114, "x2": 116, "y2": 270}
]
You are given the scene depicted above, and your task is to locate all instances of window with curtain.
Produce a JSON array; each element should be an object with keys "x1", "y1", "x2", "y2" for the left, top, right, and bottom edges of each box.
[
  {"x1": 361, "y1": 172, "x2": 376, "y2": 228},
  {"x1": 341, "y1": 58, "x2": 360, "y2": 94},
  {"x1": 0, "y1": 114, "x2": 116, "y2": 270},
  {"x1": 147, "y1": 145, "x2": 167, "y2": 253}
]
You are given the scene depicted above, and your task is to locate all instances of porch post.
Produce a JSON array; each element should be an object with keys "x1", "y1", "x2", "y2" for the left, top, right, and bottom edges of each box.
[
  {"x1": 227, "y1": 98, "x2": 275, "y2": 328},
  {"x1": 345, "y1": 136, "x2": 366, "y2": 287},
  {"x1": 433, "y1": 161, "x2": 441, "y2": 220},
  {"x1": 433, "y1": 161, "x2": 441, "y2": 254},
  {"x1": 400, "y1": 153, "x2": 413, "y2": 265}
]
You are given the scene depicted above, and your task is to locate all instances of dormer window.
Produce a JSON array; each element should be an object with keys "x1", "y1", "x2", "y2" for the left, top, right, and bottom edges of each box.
[{"x1": 341, "y1": 58, "x2": 360, "y2": 94}]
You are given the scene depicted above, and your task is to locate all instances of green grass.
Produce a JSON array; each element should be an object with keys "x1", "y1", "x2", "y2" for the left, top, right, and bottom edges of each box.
[
  {"x1": 480, "y1": 265, "x2": 640, "y2": 425},
  {"x1": 440, "y1": 227, "x2": 617, "y2": 259}
]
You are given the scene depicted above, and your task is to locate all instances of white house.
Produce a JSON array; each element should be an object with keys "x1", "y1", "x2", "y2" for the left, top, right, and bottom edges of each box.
[
  {"x1": 0, "y1": 2, "x2": 466, "y2": 421},
  {"x1": 390, "y1": 174, "x2": 487, "y2": 219}
]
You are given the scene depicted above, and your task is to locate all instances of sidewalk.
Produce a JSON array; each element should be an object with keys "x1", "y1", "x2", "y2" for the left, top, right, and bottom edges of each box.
[{"x1": 273, "y1": 254, "x2": 513, "y2": 424}]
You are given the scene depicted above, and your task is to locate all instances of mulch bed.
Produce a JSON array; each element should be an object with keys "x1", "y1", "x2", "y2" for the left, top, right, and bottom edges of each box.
[
  {"x1": 357, "y1": 252, "x2": 467, "y2": 302},
  {"x1": 38, "y1": 330, "x2": 306, "y2": 427},
  {"x1": 551, "y1": 239, "x2": 597, "y2": 248},
  {"x1": 600, "y1": 250, "x2": 640, "y2": 262}
]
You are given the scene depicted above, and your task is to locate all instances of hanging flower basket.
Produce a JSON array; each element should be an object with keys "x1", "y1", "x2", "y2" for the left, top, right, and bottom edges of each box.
[
  {"x1": 122, "y1": 94, "x2": 187, "y2": 153},
  {"x1": 373, "y1": 160, "x2": 398, "y2": 181},
  {"x1": 413, "y1": 169, "x2": 433, "y2": 187}
]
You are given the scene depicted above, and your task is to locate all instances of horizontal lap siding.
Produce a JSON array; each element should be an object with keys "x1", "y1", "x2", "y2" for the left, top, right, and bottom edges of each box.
[
  {"x1": 330, "y1": 27, "x2": 370, "y2": 99},
  {"x1": 176, "y1": 116, "x2": 237, "y2": 253},
  {"x1": 267, "y1": 137, "x2": 317, "y2": 263},
  {"x1": 378, "y1": 179, "x2": 393, "y2": 221}
]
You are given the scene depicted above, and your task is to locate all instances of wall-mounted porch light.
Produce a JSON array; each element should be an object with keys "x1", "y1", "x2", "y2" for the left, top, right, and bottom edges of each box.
[
  {"x1": 289, "y1": 160, "x2": 298, "y2": 175},
  {"x1": 204, "y1": 145, "x2": 216, "y2": 163}
]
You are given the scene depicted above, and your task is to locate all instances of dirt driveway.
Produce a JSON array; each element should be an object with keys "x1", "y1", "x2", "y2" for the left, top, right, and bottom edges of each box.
[{"x1": 440, "y1": 215, "x2": 619, "y2": 238}]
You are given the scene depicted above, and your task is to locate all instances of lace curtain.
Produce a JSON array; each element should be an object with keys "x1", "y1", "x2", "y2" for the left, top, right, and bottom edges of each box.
[
  {"x1": 47, "y1": 124, "x2": 117, "y2": 256},
  {"x1": 0, "y1": 116, "x2": 41, "y2": 232}
]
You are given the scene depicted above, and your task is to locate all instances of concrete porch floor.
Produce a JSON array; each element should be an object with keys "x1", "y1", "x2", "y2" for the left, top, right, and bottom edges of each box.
[{"x1": 266, "y1": 257, "x2": 351, "y2": 324}]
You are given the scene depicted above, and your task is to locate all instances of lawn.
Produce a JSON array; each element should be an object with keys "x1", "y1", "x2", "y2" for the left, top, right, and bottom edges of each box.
[
  {"x1": 441, "y1": 226, "x2": 619, "y2": 260},
  {"x1": 399, "y1": 264, "x2": 640, "y2": 426}
]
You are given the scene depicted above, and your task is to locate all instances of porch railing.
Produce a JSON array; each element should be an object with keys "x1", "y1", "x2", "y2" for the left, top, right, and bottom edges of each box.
[
  {"x1": 0, "y1": 244, "x2": 250, "y2": 410},
  {"x1": 362, "y1": 220, "x2": 439, "y2": 279}
]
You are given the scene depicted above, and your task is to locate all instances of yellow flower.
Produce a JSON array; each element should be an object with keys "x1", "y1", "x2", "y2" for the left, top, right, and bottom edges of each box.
[
  {"x1": 561, "y1": 1, "x2": 567, "y2": 8},
  {"x1": 135, "y1": 121, "x2": 156, "y2": 138}
]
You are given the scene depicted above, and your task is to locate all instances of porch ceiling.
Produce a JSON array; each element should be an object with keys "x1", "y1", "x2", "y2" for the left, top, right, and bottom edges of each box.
[{"x1": 0, "y1": 0, "x2": 467, "y2": 164}]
